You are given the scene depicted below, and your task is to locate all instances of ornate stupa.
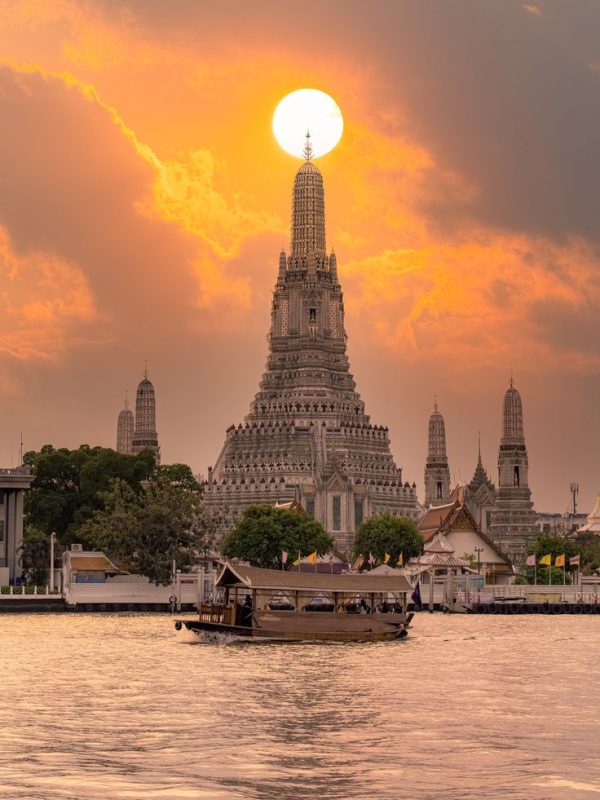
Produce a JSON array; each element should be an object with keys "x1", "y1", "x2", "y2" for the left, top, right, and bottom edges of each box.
[
  {"x1": 423, "y1": 399, "x2": 451, "y2": 507},
  {"x1": 488, "y1": 379, "x2": 537, "y2": 563},
  {"x1": 131, "y1": 365, "x2": 160, "y2": 462},
  {"x1": 204, "y1": 135, "x2": 418, "y2": 551},
  {"x1": 464, "y1": 434, "x2": 496, "y2": 533},
  {"x1": 116, "y1": 392, "x2": 134, "y2": 455}
]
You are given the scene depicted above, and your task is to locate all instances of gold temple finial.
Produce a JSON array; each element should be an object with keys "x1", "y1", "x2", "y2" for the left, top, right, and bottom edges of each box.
[
  {"x1": 303, "y1": 129, "x2": 313, "y2": 161},
  {"x1": 434, "y1": 394, "x2": 438, "y2": 412},
  {"x1": 510, "y1": 371, "x2": 513, "y2": 389},
  {"x1": 144, "y1": 360, "x2": 148, "y2": 379}
]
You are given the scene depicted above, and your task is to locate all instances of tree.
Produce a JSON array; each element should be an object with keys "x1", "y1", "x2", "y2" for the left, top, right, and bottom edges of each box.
[
  {"x1": 19, "y1": 526, "x2": 50, "y2": 585},
  {"x1": 573, "y1": 532, "x2": 600, "y2": 574},
  {"x1": 221, "y1": 504, "x2": 334, "y2": 568},
  {"x1": 352, "y1": 514, "x2": 424, "y2": 565},
  {"x1": 523, "y1": 532, "x2": 577, "y2": 584},
  {"x1": 80, "y1": 477, "x2": 219, "y2": 585},
  {"x1": 23, "y1": 445, "x2": 200, "y2": 546}
]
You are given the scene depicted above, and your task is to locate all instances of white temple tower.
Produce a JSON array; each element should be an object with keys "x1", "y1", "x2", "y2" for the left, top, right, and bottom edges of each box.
[
  {"x1": 424, "y1": 400, "x2": 451, "y2": 507},
  {"x1": 488, "y1": 379, "x2": 537, "y2": 563},
  {"x1": 131, "y1": 367, "x2": 160, "y2": 462},
  {"x1": 116, "y1": 393, "x2": 134, "y2": 455}
]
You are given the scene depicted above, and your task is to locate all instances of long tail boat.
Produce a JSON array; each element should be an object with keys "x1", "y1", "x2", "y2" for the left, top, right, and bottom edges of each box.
[{"x1": 175, "y1": 562, "x2": 415, "y2": 642}]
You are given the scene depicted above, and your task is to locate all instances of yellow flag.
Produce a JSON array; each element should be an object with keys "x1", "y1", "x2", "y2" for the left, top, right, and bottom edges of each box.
[
  {"x1": 307, "y1": 551, "x2": 318, "y2": 564},
  {"x1": 397, "y1": 552, "x2": 404, "y2": 567},
  {"x1": 539, "y1": 553, "x2": 552, "y2": 566},
  {"x1": 555, "y1": 554, "x2": 565, "y2": 567},
  {"x1": 384, "y1": 553, "x2": 390, "y2": 564},
  {"x1": 292, "y1": 550, "x2": 301, "y2": 567}
]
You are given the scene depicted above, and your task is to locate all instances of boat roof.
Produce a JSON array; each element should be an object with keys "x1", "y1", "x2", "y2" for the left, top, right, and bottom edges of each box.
[{"x1": 215, "y1": 562, "x2": 413, "y2": 593}]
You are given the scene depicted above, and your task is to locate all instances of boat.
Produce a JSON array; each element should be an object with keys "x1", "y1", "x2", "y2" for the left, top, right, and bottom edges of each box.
[{"x1": 174, "y1": 561, "x2": 415, "y2": 642}]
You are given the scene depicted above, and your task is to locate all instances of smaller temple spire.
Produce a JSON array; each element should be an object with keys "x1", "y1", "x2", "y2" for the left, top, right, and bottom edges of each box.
[{"x1": 303, "y1": 129, "x2": 313, "y2": 161}]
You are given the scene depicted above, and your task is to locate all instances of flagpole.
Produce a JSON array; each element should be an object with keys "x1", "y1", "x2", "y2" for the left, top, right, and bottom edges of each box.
[{"x1": 534, "y1": 561, "x2": 537, "y2": 586}]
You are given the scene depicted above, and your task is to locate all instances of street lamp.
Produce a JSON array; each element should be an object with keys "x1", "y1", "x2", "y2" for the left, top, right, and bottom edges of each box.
[{"x1": 474, "y1": 547, "x2": 483, "y2": 575}]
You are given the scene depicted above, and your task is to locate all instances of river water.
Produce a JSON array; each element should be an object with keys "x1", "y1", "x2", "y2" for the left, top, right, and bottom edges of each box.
[{"x1": 1, "y1": 613, "x2": 598, "y2": 800}]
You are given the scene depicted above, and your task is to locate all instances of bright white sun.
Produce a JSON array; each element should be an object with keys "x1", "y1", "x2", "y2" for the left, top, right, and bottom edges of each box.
[{"x1": 273, "y1": 88, "x2": 343, "y2": 159}]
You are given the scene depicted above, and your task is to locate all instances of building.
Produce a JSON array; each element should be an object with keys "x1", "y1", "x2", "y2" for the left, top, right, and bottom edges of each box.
[
  {"x1": 116, "y1": 369, "x2": 160, "y2": 460},
  {"x1": 0, "y1": 466, "x2": 34, "y2": 584},
  {"x1": 464, "y1": 436, "x2": 496, "y2": 533},
  {"x1": 576, "y1": 495, "x2": 600, "y2": 535},
  {"x1": 418, "y1": 486, "x2": 514, "y2": 585},
  {"x1": 116, "y1": 393, "x2": 134, "y2": 455},
  {"x1": 423, "y1": 400, "x2": 451, "y2": 507},
  {"x1": 204, "y1": 138, "x2": 418, "y2": 552},
  {"x1": 488, "y1": 380, "x2": 538, "y2": 564}
]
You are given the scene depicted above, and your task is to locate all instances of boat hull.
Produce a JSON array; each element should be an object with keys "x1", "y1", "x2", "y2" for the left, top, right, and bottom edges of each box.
[{"x1": 176, "y1": 610, "x2": 410, "y2": 642}]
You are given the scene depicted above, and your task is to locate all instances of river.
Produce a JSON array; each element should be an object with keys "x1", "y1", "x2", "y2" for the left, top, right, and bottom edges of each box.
[{"x1": 1, "y1": 613, "x2": 598, "y2": 799}]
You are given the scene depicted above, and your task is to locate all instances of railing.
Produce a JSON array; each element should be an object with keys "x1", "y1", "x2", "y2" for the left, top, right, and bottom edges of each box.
[
  {"x1": 199, "y1": 603, "x2": 229, "y2": 624},
  {"x1": 0, "y1": 585, "x2": 62, "y2": 597}
]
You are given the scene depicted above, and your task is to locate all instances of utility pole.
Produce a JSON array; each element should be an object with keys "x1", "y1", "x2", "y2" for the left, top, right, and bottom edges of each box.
[{"x1": 569, "y1": 482, "x2": 579, "y2": 517}]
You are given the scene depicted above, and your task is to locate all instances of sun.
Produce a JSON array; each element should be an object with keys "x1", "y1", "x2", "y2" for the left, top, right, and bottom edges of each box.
[{"x1": 273, "y1": 89, "x2": 343, "y2": 159}]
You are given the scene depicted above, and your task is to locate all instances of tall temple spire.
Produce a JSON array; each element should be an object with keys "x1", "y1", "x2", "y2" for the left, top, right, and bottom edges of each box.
[
  {"x1": 424, "y1": 399, "x2": 451, "y2": 507},
  {"x1": 290, "y1": 151, "x2": 326, "y2": 258},
  {"x1": 303, "y1": 129, "x2": 313, "y2": 161},
  {"x1": 131, "y1": 367, "x2": 160, "y2": 462},
  {"x1": 488, "y1": 379, "x2": 537, "y2": 564},
  {"x1": 116, "y1": 392, "x2": 134, "y2": 455},
  {"x1": 204, "y1": 158, "x2": 417, "y2": 551}
]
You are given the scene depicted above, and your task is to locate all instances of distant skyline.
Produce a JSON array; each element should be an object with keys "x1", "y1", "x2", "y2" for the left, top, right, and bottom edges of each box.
[{"x1": 0, "y1": 1, "x2": 599, "y2": 513}]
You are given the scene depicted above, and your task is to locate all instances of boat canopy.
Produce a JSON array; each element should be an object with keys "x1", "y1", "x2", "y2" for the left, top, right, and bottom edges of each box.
[{"x1": 215, "y1": 562, "x2": 413, "y2": 593}]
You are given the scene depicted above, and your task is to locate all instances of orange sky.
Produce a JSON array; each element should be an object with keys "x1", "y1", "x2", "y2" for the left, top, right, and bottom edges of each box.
[{"x1": 1, "y1": 0, "x2": 599, "y2": 513}]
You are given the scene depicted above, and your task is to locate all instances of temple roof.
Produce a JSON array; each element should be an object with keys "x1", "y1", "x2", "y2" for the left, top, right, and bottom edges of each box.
[{"x1": 578, "y1": 493, "x2": 600, "y2": 533}]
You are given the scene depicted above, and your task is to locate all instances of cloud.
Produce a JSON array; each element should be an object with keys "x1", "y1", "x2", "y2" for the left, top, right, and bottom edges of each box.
[
  {"x1": 342, "y1": 233, "x2": 600, "y2": 372},
  {"x1": 0, "y1": 225, "x2": 97, "y2": 363}
]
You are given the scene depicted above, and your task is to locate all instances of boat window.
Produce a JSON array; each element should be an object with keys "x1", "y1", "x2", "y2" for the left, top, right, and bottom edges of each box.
[{"x1": 266, "y1": 592, "x2": 295, "y2": 611}]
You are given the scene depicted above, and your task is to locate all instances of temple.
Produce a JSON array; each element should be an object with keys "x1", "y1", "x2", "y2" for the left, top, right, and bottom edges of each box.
[
  {"x1": 423, "y1": 399, "x2": 451, "y2": 507},
  {"x1": 487, "y1": 379, "x2": 537, "y2": 563},
  {"x1": 204, "y1": 138, "x2": 418, "y2": 551},
  {"x1": 116, "y1": 368, "x2": 160, "y2": 462},
  {"x1": 116, "y1": 392, "x2": 134, "y2": 455}
]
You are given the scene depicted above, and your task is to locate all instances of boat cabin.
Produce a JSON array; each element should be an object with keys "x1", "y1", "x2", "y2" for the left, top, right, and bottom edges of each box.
[{"x1": 199, "y1": 562, "x2": 414, "y2": 627}]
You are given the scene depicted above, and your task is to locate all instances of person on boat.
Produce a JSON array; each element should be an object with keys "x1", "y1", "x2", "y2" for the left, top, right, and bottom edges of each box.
[{"x1": 242, "y1": 594, "x2": 253, "y2": 626}]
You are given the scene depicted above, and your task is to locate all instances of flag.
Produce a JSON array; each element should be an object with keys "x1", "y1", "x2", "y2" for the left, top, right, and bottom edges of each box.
[
  {"x1": 292, "y1": 551, "x2": 301, "y2": 567},
  {"x1": 555, "y1": 554, "x2": 565, "y2": 568},
  {"x1": 539, "y1": 554, "x2": 552, "y2": 566},
  {"x1": 525, "y1": 554, "x2": 536, "y2": 567},
  {"x1": 281, "y1": 551, "x2": 288, "y2": 564},
  {"x1": 569, "y1": 554, "x2": 580, "y2": 566},
  {"x1": 307, "y1": 551, "x2": 318, "y2": 565},
  {"x1": 368, "y1": 552, "x2": 375, "y2": 566},
  {"x1": 411, "y1": 580, "x2": 422, "y2": 611},
  {"x1": 383, "y1": 553, "x2": 390, "y2": 564},
  {"x1": 397, "y1": 552, "x2": 404, "y2": 567}
]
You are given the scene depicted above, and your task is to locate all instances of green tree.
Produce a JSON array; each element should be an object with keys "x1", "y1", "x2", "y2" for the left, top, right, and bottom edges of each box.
[
  {"x1": 221, "y1": 504, "x2": 334, "y2": 568},
  {"x1": 18, "y1": 525, "x2": 50, "y2": 586},
  {"x1": 155, "y1": 463, "x2": 202, "y2": 492},
  {"x1": 80, "y1": 477, "x2": 219, "y2": 585},
  {"x1": 23, "y1": 444, "x2": 171, "y2": 545},
  {"x1": 573, "y1": 532, "x2": 600, "y2": 574},
  {"x1": 523, "y1": 532, "x2": 577, "y2": 584},
  {"x1": 352, "y1": 514, "x2": 424, "y2": 565}
]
